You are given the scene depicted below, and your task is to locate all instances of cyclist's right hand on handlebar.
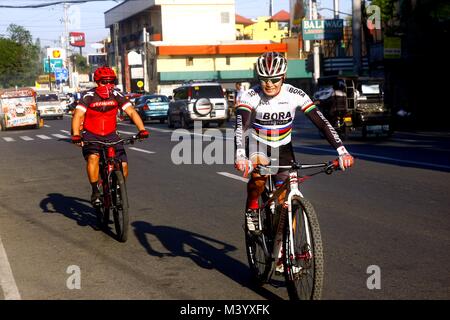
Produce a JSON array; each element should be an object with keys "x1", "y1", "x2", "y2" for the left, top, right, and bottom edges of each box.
[
  {"x1": 71, "y1": 135, "x2": 82, "y2": 146},
  {"x1": 137, "y1": 129, "x2": 149, "y2": 140},
  {"x1": 235, "y1": 157, "x2": 253, "y2": 178}
]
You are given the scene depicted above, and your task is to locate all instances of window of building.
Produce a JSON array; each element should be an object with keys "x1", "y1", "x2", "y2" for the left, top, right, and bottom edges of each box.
[
  {"x1": 186, "y1": 57, "x2": 194, "y2": 66},
  {"x1": 221, "y1": 12, "x2": 230, "y2": 24},
  {"x1": 226, "y1": 56, "x2": 231, "y2": 65}
]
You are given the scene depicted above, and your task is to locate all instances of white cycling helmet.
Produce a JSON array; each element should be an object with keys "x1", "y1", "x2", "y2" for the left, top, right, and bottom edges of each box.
[{"x1": 256, "y1": 52, "x2": 288, "y2": 77}]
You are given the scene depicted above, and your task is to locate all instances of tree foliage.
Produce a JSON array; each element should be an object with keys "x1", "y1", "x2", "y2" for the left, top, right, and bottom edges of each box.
[{"x1": 0, "y1": 24, "x2": 41, "y2": 88}]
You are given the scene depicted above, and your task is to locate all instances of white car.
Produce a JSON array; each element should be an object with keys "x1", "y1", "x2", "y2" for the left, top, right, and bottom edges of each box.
[
  {"x1": 36, "y1": 92, "x2": 65, "y2": 119},
  {"x1": 167, "y1": 81, "x2": 228, "y2": 128}
]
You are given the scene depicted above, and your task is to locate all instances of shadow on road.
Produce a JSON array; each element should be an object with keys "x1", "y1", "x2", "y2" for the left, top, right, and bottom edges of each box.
[
  {"x1": 131, "y1": 220, "x2": 284, "y2": 300},
  {"x1": 39, "y1": 193, "x2": 99, "y2": 230}
]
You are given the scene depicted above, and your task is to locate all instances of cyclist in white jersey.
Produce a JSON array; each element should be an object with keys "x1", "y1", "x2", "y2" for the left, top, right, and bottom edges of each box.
[{"x1": 234, "y1": 52, "x2": 354, "y2": 232}]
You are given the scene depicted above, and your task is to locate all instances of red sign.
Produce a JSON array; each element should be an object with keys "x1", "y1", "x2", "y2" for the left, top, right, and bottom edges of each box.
[{"x1": 69, "y1": 32, "x2": 85, "y2": 47}]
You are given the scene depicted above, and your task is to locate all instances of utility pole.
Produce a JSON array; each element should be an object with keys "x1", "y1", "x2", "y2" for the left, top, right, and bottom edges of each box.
[
  {"x1": 334, "y1": 0, "x2": 340, "y2": 57},
  {"x1": 312, "y1": 0, "x2": 320, "y2": 85},
  {"x1": 63, "y1": 2, "x2": 71, "y2": 89},
  {"x1": 142, "y1": 27, "x2": 149, "y2": 93},
  {"x1": 114, "y1": 23, "x2": 122, "y2": 87},
  {"x1": 352, "y1": 0, "x2": 362, "y2": 75},
  {"x1": 269, "y1": 0, "x2": 273, "y2": 16}
]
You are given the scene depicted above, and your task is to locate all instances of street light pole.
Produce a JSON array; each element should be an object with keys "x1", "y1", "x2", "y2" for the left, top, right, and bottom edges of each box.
[
  {"x1": 312, "y1": 0, "x2": 320, "y2": 85},
  {"x1": 352, "y1": 0, "x2": 362, "y2": 76}
]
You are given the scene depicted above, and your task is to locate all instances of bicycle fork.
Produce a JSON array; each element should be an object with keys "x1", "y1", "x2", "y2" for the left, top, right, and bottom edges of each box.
[{"x1": 273, "y1": 171, "x2": 305, "y2": 274}]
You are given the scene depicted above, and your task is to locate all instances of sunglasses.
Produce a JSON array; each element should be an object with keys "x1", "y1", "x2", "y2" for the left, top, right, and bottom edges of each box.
[
  {"x1": 259, "y1": 77, "x2": 283, "y2": 84},
  {"x1": 100, "y1": 79, "x2": 115, "y2": 85}
]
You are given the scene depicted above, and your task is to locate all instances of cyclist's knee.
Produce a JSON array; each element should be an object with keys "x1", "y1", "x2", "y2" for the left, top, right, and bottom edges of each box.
[{"x1": 87, "y1": 154, "x2": 100, "y2": 165}]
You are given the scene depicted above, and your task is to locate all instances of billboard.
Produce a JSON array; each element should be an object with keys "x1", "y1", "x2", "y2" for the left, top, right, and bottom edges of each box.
[
  {"x1": 69, "y1": 32, "x2": 86, "y2": 47},
  {"x1": 302, "y1": 19, "x2": 344, "y2": 40},
  {"x1": 46, "y1": 47, "x2": 66, "y2": 61}
]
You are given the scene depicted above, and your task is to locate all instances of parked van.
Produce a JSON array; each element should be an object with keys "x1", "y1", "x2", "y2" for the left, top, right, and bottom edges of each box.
[{"x1": 0, "y1": 87, "x2": 41, "y2": 131}]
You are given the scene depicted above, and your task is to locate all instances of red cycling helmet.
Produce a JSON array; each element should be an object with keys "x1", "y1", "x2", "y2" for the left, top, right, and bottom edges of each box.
[{"x1": 93, "y1": 66, "x2": 116, "y2": 82}]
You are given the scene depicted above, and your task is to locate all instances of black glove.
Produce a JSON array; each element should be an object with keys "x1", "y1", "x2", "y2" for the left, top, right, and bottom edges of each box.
[
  {"x1": 137, "y1": 130, "x2": 149, "y2": 139},
  {"x1": 71, "y1": 135, "x2": 82, "y2": 145}
]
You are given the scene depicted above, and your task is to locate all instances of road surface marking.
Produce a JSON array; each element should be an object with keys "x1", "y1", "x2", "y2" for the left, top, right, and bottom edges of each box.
[
  {"x1": 117, "y1": 122, "x2": 172, "y2": 133},
  {"x1": 0, "y1": 236, "x2": 21, "y2": 300},
  {"x1": 3, "y1": 137, "x2": 15, "y2": 142},
  {"x1": 19, "y1": 136, "x2": 34, "y2": 141},
  {"x1": 44, "y1": 124, "x2": 50, "y2": 128},
  {"x1": 60, "y1": 130, "x2": 71, "y2": 135},
  {"x1": 297, "y1": 145, "x2": 450, "y2": 170},
  {"x1": 52, "y1": 134, "x2": 69, "y2": 139},
  {"x1": 129, "y1": 147, "x2": 155, "y2": 154},
  {"x1": 117, "y1": 130, "x2": 136, "y2": 135},
  {"x1": 217, "y1": 172, "x2": 248, "y2": 183},
  {"x1": 36, "y1": 135, "x2": 52, "y2": 140}
]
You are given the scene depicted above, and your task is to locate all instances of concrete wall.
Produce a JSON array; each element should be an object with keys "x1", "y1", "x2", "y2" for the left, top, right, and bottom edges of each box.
[{"x1": 160, "y1": 2, "x2": 235, "y2": 43}]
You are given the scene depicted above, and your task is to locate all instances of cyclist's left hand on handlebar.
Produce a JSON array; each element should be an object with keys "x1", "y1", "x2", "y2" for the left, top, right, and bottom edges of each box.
[
  {"x1": 71, "y1": 135, "x2": 82, "y2": 146},
  {"x1": 137, "y1": 129, "x2": 149, "y2": 140}
]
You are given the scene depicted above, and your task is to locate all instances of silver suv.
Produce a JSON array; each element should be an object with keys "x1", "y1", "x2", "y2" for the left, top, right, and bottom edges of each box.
[{"x1": 167, "y1": 81, "x2": 228, "y2": 128}]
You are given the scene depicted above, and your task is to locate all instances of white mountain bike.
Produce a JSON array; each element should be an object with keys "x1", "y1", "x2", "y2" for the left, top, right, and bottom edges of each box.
[{"x1": 245, "y1": 159, "x2": 339, "y2": 300}]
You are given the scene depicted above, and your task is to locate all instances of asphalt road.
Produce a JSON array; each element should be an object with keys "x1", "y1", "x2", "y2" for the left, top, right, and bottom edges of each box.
[{"x1": 0, "y1": 114, "x2": 449, "y2": 300}]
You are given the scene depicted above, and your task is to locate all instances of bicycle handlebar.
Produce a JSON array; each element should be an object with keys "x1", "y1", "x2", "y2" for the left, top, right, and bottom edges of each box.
[
  {"x1": 82, "y1": 135, "x2": 140, "y2": 147},
  {"x1": 256, "y1": 160, "x2": 340, "y2": 176}
]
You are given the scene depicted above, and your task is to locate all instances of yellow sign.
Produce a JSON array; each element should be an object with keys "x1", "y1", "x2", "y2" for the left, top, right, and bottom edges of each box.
[
  {"x1": 137, "y1": 80, "x2": 144, "y2": 88},
  {"x1": 52, "y1": 49, "x2": 61, "y2": 58}
]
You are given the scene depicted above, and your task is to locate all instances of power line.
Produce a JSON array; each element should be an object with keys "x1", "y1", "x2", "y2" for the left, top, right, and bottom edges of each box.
[{"x1": 0, "y1": 0, "x2": 122, "y2": 9}]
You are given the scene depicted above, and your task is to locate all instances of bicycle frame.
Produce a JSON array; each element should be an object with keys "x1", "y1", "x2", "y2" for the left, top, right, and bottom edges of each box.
[
  {"x1": 83, "y1": 136, "x2": 138, "y2": 209},
  {"x1": 257, "y1": 162, "x2": 335, "y2": 276}
]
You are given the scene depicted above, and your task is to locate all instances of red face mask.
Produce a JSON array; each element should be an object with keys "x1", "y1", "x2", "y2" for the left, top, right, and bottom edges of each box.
[{"x1": 95, "y1": 83, "x2": 115, "y2": 99}]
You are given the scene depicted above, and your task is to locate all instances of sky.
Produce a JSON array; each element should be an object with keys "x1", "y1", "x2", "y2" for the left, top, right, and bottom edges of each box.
[{"x1": 0, "y1": 0, "x2": 352, "y2": 55}]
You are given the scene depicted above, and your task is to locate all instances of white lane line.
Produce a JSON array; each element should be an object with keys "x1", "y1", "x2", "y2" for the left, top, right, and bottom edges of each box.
[
  {"x1": 3, "y1": 137, "x2": 15, "y2": 142},
  {"x1": 217, "y1": 172, "x2": 248, "y2": 183},
  {"x1": 19, "y1": 136, "x2": 34, "y2": 141},
  {"x1": 117, "y1": 130, "x2": 136, "y2": 135},
  {"x1": 297, "y1": 145, "x2": 450, "y2": 170},
  {"x1": 36, "y1": 135, "x2": 52, "y2": 140},
  {"x1": 117, "y1": 122, "x2": 172, "y2": 133},
  {"x1": 129, "y1": 147, "x2": 155, "y2": 154},
  {"x1": 43, "y1": 125, "x2": 50, "y2": 128},
  {"x1": 0, "y1": 236, "x2": 21, "y2": 300},
  {"x1": 51, "y1": 134, "x2": 69, "y2": 139},
  {"x1": 60, "y1": 130, "x2": 71, "y2": 135}
]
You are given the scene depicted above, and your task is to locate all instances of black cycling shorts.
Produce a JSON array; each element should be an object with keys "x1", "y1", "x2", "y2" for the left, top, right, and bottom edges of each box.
[
  {"x1": 245, "y1": 139, "x2": 295, "y2": 186},
  {"x1": 82, "y1": 130, "x2": 128, "y2": 163}
]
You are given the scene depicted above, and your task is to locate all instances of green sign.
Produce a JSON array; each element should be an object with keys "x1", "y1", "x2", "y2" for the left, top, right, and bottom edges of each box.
[
  {"x1": 302, "y1": 19, "x2": 344, "y2": 40},
  {"x1": 384, "y1": 37, "x2": 401, "y2": 59},
  {"x1": 43, "y1": 58, "x2": 63, "y2": 73}
]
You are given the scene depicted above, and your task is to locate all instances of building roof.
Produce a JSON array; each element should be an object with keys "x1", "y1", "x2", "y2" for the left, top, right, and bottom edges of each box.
[
  {"x1": 266, "y1": 10, "x2": 290, "y2": 22},
  {"x1": 235, "y1": 14, "x2": 255, "y2": 26}
]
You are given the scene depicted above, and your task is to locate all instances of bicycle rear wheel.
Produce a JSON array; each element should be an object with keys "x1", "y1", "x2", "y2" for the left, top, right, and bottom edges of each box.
[
  {"x1": 283, "y1": 197, "x2": 324, "y2": 300},
  {"x1": 111, "y1": 170, "x2": 129, "y2": 242},
  {"x1": 244, "y1": 191, "x2": 274, "y2": 286}
]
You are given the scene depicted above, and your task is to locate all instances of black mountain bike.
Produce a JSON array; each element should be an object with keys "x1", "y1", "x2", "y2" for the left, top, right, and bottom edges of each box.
[
  {"x1": 245, "y1": 159, "x2": 339, "y2": 300},
  {"x1": 84, "y1": 135, "x2": 140, "y2": 242}
]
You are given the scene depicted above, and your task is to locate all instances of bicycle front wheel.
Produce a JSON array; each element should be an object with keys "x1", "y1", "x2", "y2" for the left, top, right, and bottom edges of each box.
[
  {"x1": 283, "y1": 197, "x2": 324, "y2": 300},
  {"x1": 244, "y1": 195, "x2": 274, "y2": 286},
  {"x1": 111, "y1": 170, "x2": 129, "y2": 242}
]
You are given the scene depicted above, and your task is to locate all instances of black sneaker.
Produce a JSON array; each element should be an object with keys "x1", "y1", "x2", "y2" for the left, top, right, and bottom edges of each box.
[
  {"x1": 91, "y1": 190, "x2": 102, "y2": 207},
  {"x1": 245, "y1": 209, "x2": 260, "y2": 233}
]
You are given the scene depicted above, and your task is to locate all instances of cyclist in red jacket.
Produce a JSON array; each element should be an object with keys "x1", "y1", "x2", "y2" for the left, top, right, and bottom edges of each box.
[{"x1": 71, "y1": 66, "x2": 149, "y2": 206}]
